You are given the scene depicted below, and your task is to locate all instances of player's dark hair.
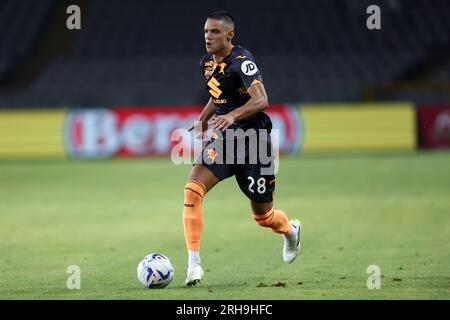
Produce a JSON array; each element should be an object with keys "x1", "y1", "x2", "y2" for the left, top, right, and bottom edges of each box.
[{"x1": 207, "y1": 11, "x2": 235, "y2": 27}]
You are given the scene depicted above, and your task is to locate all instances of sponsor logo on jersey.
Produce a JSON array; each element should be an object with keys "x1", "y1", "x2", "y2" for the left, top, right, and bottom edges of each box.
[
  {"x1": 207, "y1": 77, "x2": 222, "y2": 98},
  {"x1": 217, "y1": 62, "x2": 226, "y2": 75},
  {"x1": 241, "y1": 60, "x2": 258, "y2": 76},
  {"x1": 213, "y1": 99, "x2": 227, "y2": 104}
]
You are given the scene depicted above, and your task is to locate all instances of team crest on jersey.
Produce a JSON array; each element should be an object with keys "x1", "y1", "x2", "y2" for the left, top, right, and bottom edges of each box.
[
  {"x1": 204, "y1": 60, "x2": 214, "y2": 79},
  {"x1": 241, "y1": 60, "x2": 258, "y2": 76},
  {"x1": 204, "y1": 67, "x2": 213, "y2": 79}
]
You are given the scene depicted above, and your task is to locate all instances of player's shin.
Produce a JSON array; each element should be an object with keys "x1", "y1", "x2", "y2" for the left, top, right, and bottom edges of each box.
[
  {"x1": 183, "y1": 181, "x2": 206, "y2": 266},
  {"x1": 253, "y1": 208, "x2": 292, "y2": 235},
  {"x1": 253, "y1": 208, "x2": 301, "y2": 263}
]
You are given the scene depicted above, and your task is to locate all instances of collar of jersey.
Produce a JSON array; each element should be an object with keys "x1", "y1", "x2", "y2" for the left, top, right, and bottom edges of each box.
[{"x1": 212, "y1": 45, "x2": 239, "y2": 65}]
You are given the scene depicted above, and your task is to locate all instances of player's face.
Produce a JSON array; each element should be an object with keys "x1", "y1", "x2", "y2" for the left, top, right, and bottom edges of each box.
[{"x1": 204, "y1": 18, "x2": 233, "y2": 54}]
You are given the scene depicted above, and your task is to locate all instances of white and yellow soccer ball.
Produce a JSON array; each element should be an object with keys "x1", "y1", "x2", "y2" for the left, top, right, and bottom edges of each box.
[{"x1": 137, "y1": 253, "x2": 174, "y2": 288}]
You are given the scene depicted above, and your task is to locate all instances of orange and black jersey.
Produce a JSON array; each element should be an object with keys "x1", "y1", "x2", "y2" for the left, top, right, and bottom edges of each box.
[{"x1": 200, "y1": 45, "x2": 272, "y2": 131}]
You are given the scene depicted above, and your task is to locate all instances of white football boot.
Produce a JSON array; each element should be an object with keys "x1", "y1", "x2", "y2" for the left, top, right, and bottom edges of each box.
[
  {"x1": 185, "y1": 265, "x2": 204, "y2": 286},
  {"x1": 283, "y1": 219, "x2": 301, "y2": 263}
]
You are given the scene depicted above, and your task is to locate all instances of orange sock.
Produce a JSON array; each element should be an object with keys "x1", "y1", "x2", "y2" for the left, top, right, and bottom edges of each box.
[
  {"x1": 253, "y1": 208, "x2": 291, "y2": 235},
  {"x1": 183, "y1": 180, "x2": 206, "y2": 251}
]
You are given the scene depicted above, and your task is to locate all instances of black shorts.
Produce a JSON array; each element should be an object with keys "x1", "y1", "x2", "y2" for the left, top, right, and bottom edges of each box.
[{"x1": 194, "y1": 129, "x2": 276, "y2": 203}]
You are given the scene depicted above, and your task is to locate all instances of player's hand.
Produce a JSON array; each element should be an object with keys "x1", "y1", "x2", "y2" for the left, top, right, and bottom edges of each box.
[
  {"x1": 188, "y1": 120, "x2": 208, "y2": 139},
  {"x1": 212, "y1": 114, "x2": 234, "y2": 131}
]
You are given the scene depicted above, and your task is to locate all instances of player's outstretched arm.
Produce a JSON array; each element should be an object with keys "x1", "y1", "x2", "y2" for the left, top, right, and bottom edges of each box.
[{"x1": 212, "y1": 82, "x2": 268, "y2": 130}]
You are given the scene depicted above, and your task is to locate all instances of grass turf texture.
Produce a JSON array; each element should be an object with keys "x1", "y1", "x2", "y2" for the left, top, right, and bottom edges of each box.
[{"x1": 0, "y1": 151, "x2": 449, "y2": 299}]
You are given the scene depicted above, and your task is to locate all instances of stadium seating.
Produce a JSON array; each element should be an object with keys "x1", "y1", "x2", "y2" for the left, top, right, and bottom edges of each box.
[
  {"x1": 0, "y1": 0, "x2": 449, "y2": 107},
  {"x1": 0, "y1": 0, "x2": 54, "y2": 81}
]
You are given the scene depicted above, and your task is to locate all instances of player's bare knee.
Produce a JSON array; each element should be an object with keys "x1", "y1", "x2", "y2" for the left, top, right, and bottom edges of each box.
[{"x1": 251, "y1": 201, "x2": 273, "y2": 214}]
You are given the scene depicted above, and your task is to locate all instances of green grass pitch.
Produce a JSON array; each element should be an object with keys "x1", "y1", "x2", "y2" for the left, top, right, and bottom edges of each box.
[{"x1": 0, "y1": 151, "x2": 449, "y2": 299}]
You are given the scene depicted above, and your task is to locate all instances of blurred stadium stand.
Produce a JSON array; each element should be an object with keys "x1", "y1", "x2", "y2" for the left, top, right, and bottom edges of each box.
[{"x1": 0, "y1": 0, "x2": 449, "y2": 107}]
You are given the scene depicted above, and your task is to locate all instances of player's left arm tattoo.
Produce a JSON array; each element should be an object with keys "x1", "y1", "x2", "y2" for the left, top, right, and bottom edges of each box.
[{"x1": 212, "y1": 82, "x2": 269, "y2": 130}]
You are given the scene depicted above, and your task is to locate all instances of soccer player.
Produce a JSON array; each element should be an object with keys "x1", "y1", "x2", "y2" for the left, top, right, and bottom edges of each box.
[{"x1": 183, "y1": 11, "x2": 301, "y2": 286}]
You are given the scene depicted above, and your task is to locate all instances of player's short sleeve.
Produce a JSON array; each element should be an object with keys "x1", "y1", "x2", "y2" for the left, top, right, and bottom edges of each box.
[
  {"x1": 236, "y1": 58, "x2": 263, "y2": 89},
  {"x1": 199, "y1": 59, "x2": 205, "y2": 75}
]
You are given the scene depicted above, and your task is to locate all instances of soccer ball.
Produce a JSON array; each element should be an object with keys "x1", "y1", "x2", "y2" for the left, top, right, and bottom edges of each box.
[{"x1": 137, "y1": 253, "x2": 174, "y2": 288}]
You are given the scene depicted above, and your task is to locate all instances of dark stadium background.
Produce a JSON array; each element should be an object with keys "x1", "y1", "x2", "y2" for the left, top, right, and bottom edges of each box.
[
  {"x1": 0, "y1": 0, "x2": 449, "y2": 156},
  {"x1": 0, "y1": 0, "x2": 449, "y2": 107}
]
